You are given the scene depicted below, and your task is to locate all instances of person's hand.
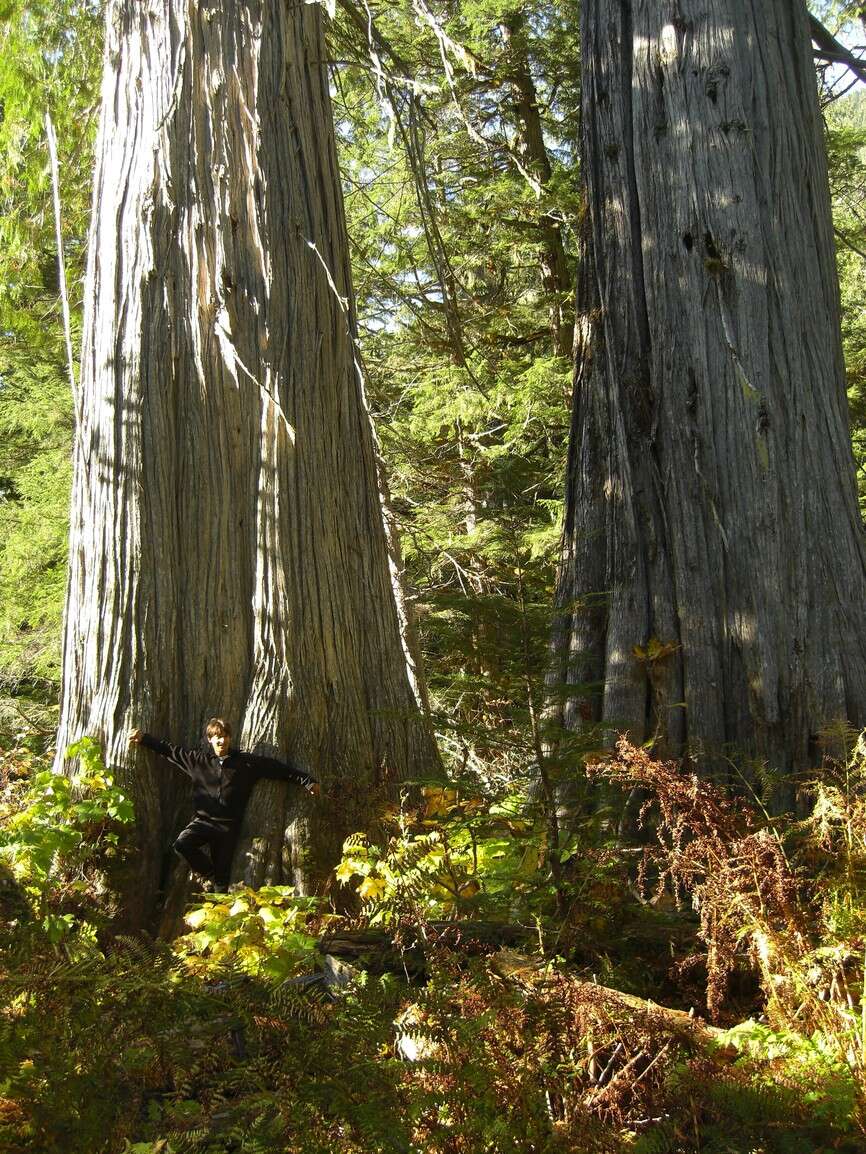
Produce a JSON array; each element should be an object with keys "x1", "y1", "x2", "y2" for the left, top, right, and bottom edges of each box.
[
  {"x1": 128, "y1": 728, "x2": 143, "y2": 746},
  {"x1": 307, "y1": 782, "x2": 321, "y2": 798}
]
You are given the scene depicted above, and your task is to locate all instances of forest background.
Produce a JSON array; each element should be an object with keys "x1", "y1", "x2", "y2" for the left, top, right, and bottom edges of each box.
[{"x1": 1, "y1": 1, "x2": 866, "y2": 1152}]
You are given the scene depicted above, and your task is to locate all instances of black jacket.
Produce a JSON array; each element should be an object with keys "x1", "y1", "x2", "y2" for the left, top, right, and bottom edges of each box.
[{"x1": 140, "y1": 733, "x2": 317, "y2": 824}]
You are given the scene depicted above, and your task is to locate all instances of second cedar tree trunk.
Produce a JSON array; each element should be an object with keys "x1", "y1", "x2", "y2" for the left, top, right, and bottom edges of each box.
[
  {"x1": 550, "y1": 0, "x2": 866, "y2": 794},
  {"x1": 55, "y1": 0, "x2": 438, "y2": 920}
]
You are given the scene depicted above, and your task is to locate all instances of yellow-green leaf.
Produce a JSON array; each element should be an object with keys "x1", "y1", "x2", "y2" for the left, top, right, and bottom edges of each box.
[{"x1": 358, "y1": 876, "x2": 386, "y2": 901}]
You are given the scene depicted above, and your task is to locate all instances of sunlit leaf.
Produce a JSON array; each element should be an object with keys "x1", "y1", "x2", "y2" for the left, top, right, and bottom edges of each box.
[{"x1": 358, "y1": 875, "x2": 387, "y2": 900}]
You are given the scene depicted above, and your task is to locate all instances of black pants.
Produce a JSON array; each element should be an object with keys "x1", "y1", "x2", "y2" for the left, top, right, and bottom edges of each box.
[{"x1": 173, "y1": 816, "x2": 239, "y2": 889}]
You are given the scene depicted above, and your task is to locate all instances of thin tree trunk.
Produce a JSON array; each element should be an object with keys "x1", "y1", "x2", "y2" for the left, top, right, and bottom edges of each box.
[
  {"x1": 550, "y1": 0, "x2": 866, "y2": 797},
  {"x1": 44, "y1": 112, "x2": 77, "y2": 407},
  {"x1": 56, "y1": 0, "x2": 439, "y2": 924},
  {"x1": 500, "y1": 12, "x2": 574, "y2": 359}
]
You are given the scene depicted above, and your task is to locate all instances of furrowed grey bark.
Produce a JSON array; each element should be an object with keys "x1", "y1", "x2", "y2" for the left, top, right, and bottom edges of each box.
[
  {"x1": 56, "y1": 0, "x2": 439, "y2": 921},
  {"x1": 550, "y1": 0, "x2": 866, "y2": 794}
]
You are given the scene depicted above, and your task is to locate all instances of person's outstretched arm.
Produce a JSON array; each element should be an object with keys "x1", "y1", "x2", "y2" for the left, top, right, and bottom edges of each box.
[
  {"x1": 249, "y1": 751, "x2": 320, "y2": 796},
  {"x1": 128, "y1": 728, "x2": 199, "y2": 778}
]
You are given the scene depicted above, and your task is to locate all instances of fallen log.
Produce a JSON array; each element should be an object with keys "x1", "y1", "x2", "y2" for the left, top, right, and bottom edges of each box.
[
  {"x1": 316, "y1": 927, "x2": 728, "y2": 1051},
  {"x1": 488, "y1": 947, "x2": 728, "y2": 1049},
  {"x1": 316, "y1": 920, "x2": 533, "y2": 973}
]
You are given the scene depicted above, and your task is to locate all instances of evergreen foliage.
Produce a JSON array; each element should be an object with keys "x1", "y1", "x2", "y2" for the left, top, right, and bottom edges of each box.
[
  {"x1": 0, "y1": 2, "x2": 865, "y2": 1149},
  {"x1": 827, "y1": 89, "x2": 866, "y2": 509},
  {"x1": 1, "y1": 0, "x2": 864, "y2": 780},
  {"x1": 0, "y1": 1, "x2": 102, "y2": 690},
  {"x1": 330, "y1": 0, "x2": 580, "y2": 772}
]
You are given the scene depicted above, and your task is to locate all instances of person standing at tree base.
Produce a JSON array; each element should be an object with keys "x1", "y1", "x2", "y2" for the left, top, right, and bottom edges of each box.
[{"x1": 129, "y1": 718, "x2": 320, "y2": 892}]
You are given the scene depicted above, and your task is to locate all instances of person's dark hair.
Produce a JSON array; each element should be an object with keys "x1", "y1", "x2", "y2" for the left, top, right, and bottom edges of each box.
[{"x1": 206, "y1": 717, "x2": 232, "y2": 739}]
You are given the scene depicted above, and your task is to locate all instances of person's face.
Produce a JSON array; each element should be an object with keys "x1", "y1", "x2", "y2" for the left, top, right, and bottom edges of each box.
[{"x1": 208, "y1": 730, "x2": 231, "y2": 758}]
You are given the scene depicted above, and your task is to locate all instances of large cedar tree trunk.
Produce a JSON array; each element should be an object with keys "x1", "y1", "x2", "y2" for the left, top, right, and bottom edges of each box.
[
  {"x1": 550, "y1": 0, "x2": 866, "y2": 790},
  {"x1": 56, "y1": 0, "x2": 438, "y2": 921}
]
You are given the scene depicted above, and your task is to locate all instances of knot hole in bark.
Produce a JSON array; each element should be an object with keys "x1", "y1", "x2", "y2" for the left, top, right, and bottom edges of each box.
[
  {"x1": 672, "y1": 15, "x2": 691, "y2": 39},
  {"x1": 704, "y1": 62, "x2": 730, "y2": 105},
  {"x1": 686, "y1": 370, "x2": 698, "y2": 418},
  {"x1": 702, "y1": 230, "x2": 726, "y2": 276},
  {"x1": 757, "y1": 398, "x2": 770, "y2": 436}
]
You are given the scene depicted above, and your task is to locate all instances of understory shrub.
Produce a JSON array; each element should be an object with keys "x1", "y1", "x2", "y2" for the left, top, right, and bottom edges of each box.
[
  {"x1": 1, "y1": 736, "x2": 865, "y2": 1152},
  {"x1": 588, "y1": 736, "x2": 866, "y2": 1098}
]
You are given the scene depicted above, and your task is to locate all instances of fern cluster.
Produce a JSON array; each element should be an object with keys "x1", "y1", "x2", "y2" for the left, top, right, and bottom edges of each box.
[
  {"x1": 589, "y1": 735, "x2": 866, "y2": 1092},
  {"x1": 3, "y1": 734, "x2": 866, "y2": 1151}
]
